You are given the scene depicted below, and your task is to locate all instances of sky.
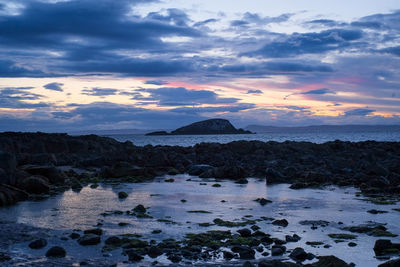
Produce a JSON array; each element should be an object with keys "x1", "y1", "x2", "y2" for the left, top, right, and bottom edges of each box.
[{"x1": 0, "y1": 0, "x2": 400, "y2": 132}]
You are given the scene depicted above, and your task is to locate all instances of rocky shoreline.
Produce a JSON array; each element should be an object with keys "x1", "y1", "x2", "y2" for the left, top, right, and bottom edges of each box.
[{"x1": 0, "y1": 132, "x2": 399, "y2": 266}]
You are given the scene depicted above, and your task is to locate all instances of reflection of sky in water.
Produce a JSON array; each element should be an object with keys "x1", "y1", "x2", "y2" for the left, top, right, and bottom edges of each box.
[{"x1": 0, "y1": 175, "x2": 399, "y2": 267}]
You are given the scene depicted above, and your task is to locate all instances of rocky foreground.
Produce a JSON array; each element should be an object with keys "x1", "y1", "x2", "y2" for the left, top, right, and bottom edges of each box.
[
  {"x1": 0, "y1": 132, "x2": 399, "y2": 266},
  {"x1": 1, "y1": 132, "x2": 400, "y2": 206}
]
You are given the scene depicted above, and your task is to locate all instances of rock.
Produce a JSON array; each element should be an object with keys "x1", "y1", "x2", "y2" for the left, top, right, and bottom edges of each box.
[
  {"x1": 164, "y1": 178, "x2": 175, "y2": 183},
  {"x1": 374, "y1": 239, "x2": 400, "y2": 256},
  {"x1": 83, "y1": 228, "x2": 103, "y2": 236},
  {"x1": 118, "y1": 191, "x2": 128, "y2": 199},
  {"x1": 127, "y1": 250, "x2": 144, "y2": 262},
  {"x1": 243, "y1": 261, "x2": 255, "y2": 267},
  {"x1": 78, "y1": 234, "x2": 101, "y2": 246},
  {"x1": 289, "y1": 247, "x2": 308, "y2": 261},
  {"x1": 45, "y1": 246, "x2": 66, "y2": 258},
  {"x1": 286, "y1": 234, "x2": 301, "y2": 242},
  {"x1": 148, "y1": 246, "x2": 163, "y2": 258},
  {"x1": 235, "y1": 178, "x2": 248, "y2": 184},
  {"x1": 272, "y1": 219, "x2": 289, "y2": 227},
  {"x1": 187, "y1": 164, "x2": 214, "y2": 176},
  {"x1": 237, "y1": 228, "x2": 252, "y2": 237},
  {"x1": 70, "y1": 178, "x2": 82, "y2": 190},
  {"x1": 167, "y1": 254, "x2": 182, "y2": 263},
  {"x1": 105, "y1": 236, "x2": 121, "y2": 245},
  {"x1": 20, "y1": 175, "x2": 50, "y2": 194},
  {"x1": 311, "y1": 255, "x2": 351, "y2": 267},
  {"x1": 348, "y1": 242, "x2": 357, "y2": 247},
  {"x1": 271, "y1": 245, "x2": 286, "y2": 256},
  {"x1": 106, "y1": 162, "x2": 144, "y2": 178},
  {"x1": 133, "y1": 204, "x2": 146, "y2": 213},
  {"x1": 266, "y1": 168, "x2": 285, "y2": 183},
  {"x1": 69, "y1": 233, "x2": 80, "y2": 239},
  {"x1": 223, "y1": 250, "x2": 235, "y2": 259},
  {"x1": 255, "y1": 198, "x2": 272, "y2": 206},
  {"x1": 21, "y1": 165, "x2": 64, "y2": 184},
  {"x1": 239, "y1": 247, "x2": 255, "y2": 259},
  {"x1": 29, "y1": 238, "x2": 47, "y2": 249},
  {"x1": 0, "y1": 252, "x2": 11, "y2": 261},
  {"x1": 378, "y1": 258, "x2": 400, "y2": 267},
  {"x1": 0, "y1": 152, "x2": 16, "y2": 173}
]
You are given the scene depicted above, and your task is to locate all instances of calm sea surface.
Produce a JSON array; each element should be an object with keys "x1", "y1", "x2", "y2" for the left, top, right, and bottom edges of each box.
[{"x1": 105, "y1": 130, "x2": 400, "y2": 147}]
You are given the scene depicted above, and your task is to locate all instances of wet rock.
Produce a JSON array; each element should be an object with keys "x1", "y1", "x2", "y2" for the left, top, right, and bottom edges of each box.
[
  {"x1": 133, "y1": 204, "x2": 146, "y2": 213},
  {"x1": 266, "y1": 168, "x2": 286, "y2": 183},
  {"x1": 29, "y1": 238, "x2": 47, "y2": 249},
  {"x1": 271, "y1": 245, "x2": 286, "y2": 256},
  {"x1": 310, "y1": 255, "x2": 351, "y2": 266},
  {"x1": 106, "y1": 162, "x2": 144, "y2": 178},
  {"x1": 70, "y1": 178, "x2": 82, "y2": 190},
  {"x1": 21, "y1": 165, "x2": 65, "y2": 184},
  {"x1": 118, "y1": 191, "x2": 128, "y2": 199},
  {"x1": 78, "y1": 234, "x2": 101, "y2": 246},
  {"x1": 289, "y1": 247, "x2": 308, "y2": 261},
  {"x1": 148, "y1": 246, "x2": 163, "y2": 258},
  {"x1": 69, "y1": 233, "x2": 80, "y2": 239},
  {"x1": 243, "y1": 261, "x2": 255, "y2": 267},
  {"x1": 286, "y1": 234, "x2": 301, "y2": 242},
  {"x1": 105, "y1": 236, "x2": 121, "y2": 245},
  {"x1": 223, "y1": 250, "x2": 235, "y2": 259},
  {"x1": 20, "y1": 175, "x2": 50, "y2": 194},
  {"x1": 235, "y1": 178, "x2": 248, "y2": 184},
  {"x1": 45, "y1": 246, "x2": 66, "y2": 258},
  {"x1": 237, "y1": 228, "x2": 252, "y2": 237},
  {"x1": 239, "y1": 247, "x2": 255, "y2": 260},
  {"x1": 164, "y1": 178, "x2": 175, "y2": 183},
  {"x1": 255, "y1": 198, "x2": 272, "y2": 206},
  {"x1": 272, "y1": 219, "x2": 288, "y2": 227},
  {"x1": 126, "y1": 250, "x2": 144, "y2": 262},
  {"x1": 187, "y1": 164, "x2": 213, "y2": 176},
  {"x1": 374, "y1": 239, "x2": 400, "y2": 256},
  {"x1": 348, "y1": 242, "x2": 357, "y2": 247},
  {"x1": 167, "y1": 254, "x2": 182, "y2": 263},
  {"x1": 0, "y1": 152, "x2": 16, "y2": 173},
  {"x1": 84, "y1": 228, "x2": 103, "y2": 236},
  {"x1": 378, "y1": 258, "x2": 400, "y2": 267}
]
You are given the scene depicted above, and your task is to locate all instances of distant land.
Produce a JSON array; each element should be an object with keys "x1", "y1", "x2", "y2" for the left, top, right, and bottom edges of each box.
[
  {"x1": 245, "y1": 124, "x2": 400, "y2": 133},
  {"x1": 66, "y1": 124, "x2": 400, "y2": 136},
  {"x1": 146, "y1": 119, "x2": 253, "y2": 135}
]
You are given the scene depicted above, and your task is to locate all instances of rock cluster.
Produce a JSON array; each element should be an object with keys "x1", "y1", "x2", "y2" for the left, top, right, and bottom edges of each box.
[{"x1": 0, "y1": 132, "x2": 400, "y2": 206}]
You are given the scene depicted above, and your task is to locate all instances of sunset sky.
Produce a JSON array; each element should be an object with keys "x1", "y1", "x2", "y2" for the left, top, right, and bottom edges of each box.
[{"x1": 1, "y1": 0, "x2": 400, "y2": 132}]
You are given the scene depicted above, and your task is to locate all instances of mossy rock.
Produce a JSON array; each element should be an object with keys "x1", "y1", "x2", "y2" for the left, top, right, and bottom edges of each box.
[{"x1": 328, "y1": 233, "x2": 357, "y2": 239}]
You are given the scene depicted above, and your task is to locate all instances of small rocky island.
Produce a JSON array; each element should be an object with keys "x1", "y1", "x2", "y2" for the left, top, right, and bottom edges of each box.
[{"x1": 146, "y1": 118, "x2": 253, "y2": 135}]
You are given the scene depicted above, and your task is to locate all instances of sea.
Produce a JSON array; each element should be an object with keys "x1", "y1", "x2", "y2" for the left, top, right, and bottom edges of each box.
[{"x1": 104, "y1": 130, "x2": 400, "y2": 147}]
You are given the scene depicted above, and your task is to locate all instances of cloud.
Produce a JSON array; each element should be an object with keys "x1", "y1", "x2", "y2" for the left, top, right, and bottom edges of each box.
[
  {"x1": 43, "y1": 82, "x2": 63, "y2": 92},
  {"x1": 247, "y1": 90, "x2": 263, "y2": 94},
  {"x1": 243, "y1": 29, "x2": 364, "y2": 58},
  {"x1": 82, "y1": 87, "x2": 119, "y2": 96},
  {"x1": 284, "y1": 88, "x2": 335, "y2": 100},
  {"x1": 193, "y1": 18, "x2": 218, "y2": 28},
  {"x1": 170, "y1": 103, "x2": 256, "y2": 114},
  {"x1": 306, "y1": 19, "x2": 345, "y2": 27},
  {"x1": 0, "y1": 60, "x2": 45, "y2": 77},
  {"x1": 344, "y1": 108, "x2": 375, "y2": 116},
  {"x1": 0, "y1": 86, "x2": 49, "y2": 108},
  {"x1": 144, "y1": 80, "x2": 170, "y2": 85},
  {"x1": 133, "y1": 87, "x2": 240, "y2": 106},
  {"x1": 380, "y1": 46, "x2": 400, "y2": 57}
]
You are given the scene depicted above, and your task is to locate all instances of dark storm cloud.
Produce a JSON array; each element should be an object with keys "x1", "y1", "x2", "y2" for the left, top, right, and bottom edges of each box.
[
  {"x1": 0, "y1": 59, "x2": 45, "y2": 77},
  {"x1": 82, "y1": 87, "x2": 119, "y2": 96},
  {"x1": 170, "y1": 103, "x2": 255, "y2": 114},
  {"x1": 301, "y1": 88, "x2": 334, "y2": 95},
  {"x1": 380, "y1": 46, "x2": 400, "y2": 56},
  {"x1": 247, "y1": 90, "x2": 263, "y2": 94},
  {"x1": 215, "y1": 61, "x2": 333, "y2": 75},
  {"x1": 344, "y1": 108, "x2": 375, "y2": 116},
  {"x1": 43, "y1": 82, "x2": 63, "y2": 92},
  {"x1": 144, "y1": 80, "x2": 170, "y2": 85},
  {"x1": 133, "y1": 87, "x2": 240, "y2": 106},
  {"x1": 243, "y1": 28, "x2": 364, "y2": 58}
]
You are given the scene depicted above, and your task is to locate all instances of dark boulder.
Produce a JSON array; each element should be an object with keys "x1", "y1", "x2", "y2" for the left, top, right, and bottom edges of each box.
[
  {"x1": 239, "y1": 247, "x2": 255, "y2": 260},
  {"x1": 258, "y1": 260, "x2": 300, "y2": 266},
  {"x1": 78, "y1": 234, "x2": 101, "y2": 246},
  {"x1": 45, "y1": 246, "x2": 66, "y2": 258},
  {"x1": 83, "y1": 228, "x2": 103, "y2": 236},
  {"x1": 271, "y1": 245, "x2": 286, "y2": 256},
  {"x1": 289, "y1": 247, "x2": 308, "y2": 261},
  {"x1": 379, "y1": 258, "x2": 400, "y2": 267},
  {"x1": 237, "y1": 228, "x2": 252, "y2": 237},
  {"x1": 311, "y1": 255, "x2": 351, "y2": 266},
  {"x1": 0, "y1": 152, "x2": 16, "y2": 174},
  {"x1": 21, "y1": 165, "x2": 65, "y2": 185},
  {"x1": 272, "y1": 219, "x2": 289, "y2": 227},
  {"x1": 148, "y1": 246, "x2": 163, "y2": 258},
  {"x1": 266, "y1": 168, "x2": 286, "y2": 183},
  {"x1": 20, "y1": 175, "x2": 49, "y2": 194},
  {"x1": 29, "y1": 238, "x2": 47, "y2": 249},
  {"x1": 105, "y1": 236, "x2": 121, "y2": 245}
]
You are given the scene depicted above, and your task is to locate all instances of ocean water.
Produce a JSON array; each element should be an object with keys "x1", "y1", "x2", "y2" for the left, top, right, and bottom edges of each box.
[
  {"x1": 1, "y1": 176, "x2": 399, "y2": 266},
  {"x1": 105, "y1": 130, "x2": 400, "y2": 147}
]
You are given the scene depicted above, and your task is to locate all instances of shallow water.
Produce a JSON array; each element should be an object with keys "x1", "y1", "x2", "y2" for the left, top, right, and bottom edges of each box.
[
  {"x1": 106, "y1": 131, "x2": 400, "y2": 146},
  {"x1": 1, "y1": 175, "x2": 399, "y2": 266}
]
